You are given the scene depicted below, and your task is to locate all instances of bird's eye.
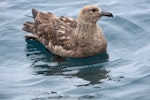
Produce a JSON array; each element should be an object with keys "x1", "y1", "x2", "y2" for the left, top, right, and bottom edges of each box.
[{"x1": 90, "y1": 8, "x2": 97, "y2": 12}]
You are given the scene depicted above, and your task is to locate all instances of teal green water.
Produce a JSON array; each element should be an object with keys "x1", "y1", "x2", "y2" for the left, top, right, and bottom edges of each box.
[{"x1": 0, "y1": 0, "x2": 150, "y2": 100}]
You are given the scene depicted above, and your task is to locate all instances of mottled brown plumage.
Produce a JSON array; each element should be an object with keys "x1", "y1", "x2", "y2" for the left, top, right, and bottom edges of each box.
[{"x1": 23, "y1": 5, "x2": 113, "y2": 58}]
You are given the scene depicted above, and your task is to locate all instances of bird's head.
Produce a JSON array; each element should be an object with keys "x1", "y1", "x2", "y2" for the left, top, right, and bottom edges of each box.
[{"x1": 78, "y1": 5, "x2": 113, "y2": 24}]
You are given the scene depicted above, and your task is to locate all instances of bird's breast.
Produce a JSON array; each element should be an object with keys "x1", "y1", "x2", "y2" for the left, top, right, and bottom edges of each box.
[{"x1": 76, "y1": 35, "x2": 107, "y2": 57}]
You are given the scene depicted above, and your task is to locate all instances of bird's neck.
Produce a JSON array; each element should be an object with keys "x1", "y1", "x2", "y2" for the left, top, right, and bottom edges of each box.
[
  {"x1": 77, "y1": 21, "x2": 97, "y2": 35},
  {"x1": 75, "y1": 21, "x2": 98, "y2": 47}
]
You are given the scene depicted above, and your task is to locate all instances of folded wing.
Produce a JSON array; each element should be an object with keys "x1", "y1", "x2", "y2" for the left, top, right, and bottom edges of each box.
[{"x1": 23, "y1": 9, "x2": 78, "y2": 55}]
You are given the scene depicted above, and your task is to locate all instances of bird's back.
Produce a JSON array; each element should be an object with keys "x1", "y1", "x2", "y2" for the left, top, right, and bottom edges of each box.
[{"x1": 23, "y1": 9, "x2": 78, "y2": 57}]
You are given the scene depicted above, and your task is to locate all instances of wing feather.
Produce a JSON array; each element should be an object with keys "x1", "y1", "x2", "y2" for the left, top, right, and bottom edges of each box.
[{"x1": 23, "y1": 9, "x2": 77, "y2": 53}]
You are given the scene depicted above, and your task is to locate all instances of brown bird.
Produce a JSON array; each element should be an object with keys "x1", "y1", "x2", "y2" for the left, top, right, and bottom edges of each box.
[{"x1": 23, "y1": 5, "x2": 113, "y2": 58}]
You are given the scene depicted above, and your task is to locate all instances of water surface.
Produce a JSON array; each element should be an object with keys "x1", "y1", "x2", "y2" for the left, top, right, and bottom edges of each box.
[{"x1": 0, "y1": 0, "x2": 150, "y2": 100}]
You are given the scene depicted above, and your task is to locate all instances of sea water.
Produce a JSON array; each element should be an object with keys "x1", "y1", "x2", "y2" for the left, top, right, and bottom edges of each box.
[{"x1": 0, "y1": 0, "x2": 150, "y2": 100}]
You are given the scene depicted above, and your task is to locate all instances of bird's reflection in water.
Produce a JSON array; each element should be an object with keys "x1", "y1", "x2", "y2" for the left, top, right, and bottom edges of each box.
[
  {"x1": 74, "y1": 66, "x2": 109, "y2": 86},
  {"x1": 25, "y1": 39, "x2": 110, "y2": 85}
]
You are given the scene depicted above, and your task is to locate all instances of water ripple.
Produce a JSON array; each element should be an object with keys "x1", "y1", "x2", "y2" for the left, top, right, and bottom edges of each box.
[{"x1": 0, "y1": 0, "x2": 150, "y2": 100}]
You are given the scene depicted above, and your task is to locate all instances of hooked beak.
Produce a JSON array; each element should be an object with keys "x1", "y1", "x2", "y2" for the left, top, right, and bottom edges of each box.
[{"x1": 100, "y1": 11, "x2": 113, "y2": 17}]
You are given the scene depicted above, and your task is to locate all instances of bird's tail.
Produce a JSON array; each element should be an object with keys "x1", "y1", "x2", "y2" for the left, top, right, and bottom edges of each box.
[
  {"x1": 22, "y1": 21, "x2": 34, "y2": 33},
  {"x1": 22, "y1": 9, "x2": 39, "y2": 33}
]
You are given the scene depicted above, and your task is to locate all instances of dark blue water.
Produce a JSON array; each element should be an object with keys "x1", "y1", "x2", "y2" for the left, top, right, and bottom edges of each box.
[{"x1": 0, "y1": 0, "x2": 150, "y2": 100}]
